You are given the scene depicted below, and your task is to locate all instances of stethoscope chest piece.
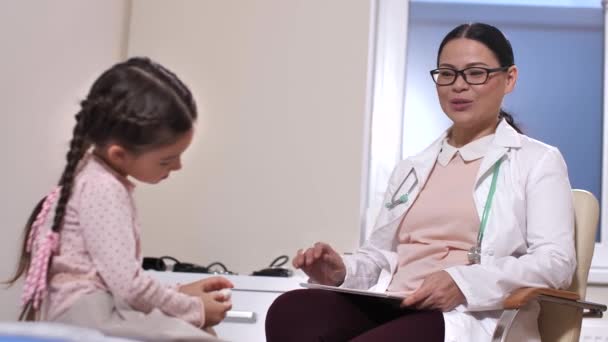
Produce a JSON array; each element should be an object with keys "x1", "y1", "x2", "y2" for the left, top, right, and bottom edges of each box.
[
  {"x1": 385, "y1": 194, "x2": 409, "y2": 210},
  {"x1": 468, "y1": 246, "x2": 481, "y2": 264}
]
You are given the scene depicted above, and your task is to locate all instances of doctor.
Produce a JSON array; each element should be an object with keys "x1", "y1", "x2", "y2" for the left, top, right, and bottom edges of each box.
[{"x1": 265, "y1": 22, "x2": 575, "y2": 342}]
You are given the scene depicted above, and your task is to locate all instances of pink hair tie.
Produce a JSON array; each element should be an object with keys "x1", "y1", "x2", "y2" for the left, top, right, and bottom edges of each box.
[{"x1": 21, "y1": 187, "x2": 61, "y2": 310}]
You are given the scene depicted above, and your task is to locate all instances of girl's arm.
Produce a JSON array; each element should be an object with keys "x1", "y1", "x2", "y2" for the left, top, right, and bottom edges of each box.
[{"x1": 77, "y1": 177, "x2": 205, "y2": 327}]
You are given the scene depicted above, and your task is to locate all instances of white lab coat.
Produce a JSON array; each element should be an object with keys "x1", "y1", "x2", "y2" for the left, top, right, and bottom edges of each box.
[{"x1": 341, "y1": 119, "x2": 576, "y2": 341}]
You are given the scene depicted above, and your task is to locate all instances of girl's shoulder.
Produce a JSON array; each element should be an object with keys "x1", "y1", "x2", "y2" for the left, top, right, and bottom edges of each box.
[{"x1": 73, "y1": 156, "x2": 134, "y2": 198}]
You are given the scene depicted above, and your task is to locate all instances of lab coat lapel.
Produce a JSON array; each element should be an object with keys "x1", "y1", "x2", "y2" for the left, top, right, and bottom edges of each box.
[
  {"x1": 386, "y1": 133, "x2": 446, "y2": 221},
  {"x1": 474, "y1": 119, "x2": 522, "y2": 189}
]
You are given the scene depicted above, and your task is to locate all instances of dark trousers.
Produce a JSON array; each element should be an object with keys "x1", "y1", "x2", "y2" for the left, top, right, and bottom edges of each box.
[{"x1": 265, "y1": 289, "x2": 445, "y2": 342}]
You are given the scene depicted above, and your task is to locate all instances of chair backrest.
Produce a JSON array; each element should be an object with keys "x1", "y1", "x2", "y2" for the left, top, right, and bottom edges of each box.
[{"x1": 538, "y1": 189, "x2": 600, "y2": 342}]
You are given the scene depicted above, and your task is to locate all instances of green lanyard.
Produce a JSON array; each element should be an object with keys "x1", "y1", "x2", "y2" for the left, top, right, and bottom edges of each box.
[{"x1": 477, "y1": 159, "x2": 502, "y2": 247}]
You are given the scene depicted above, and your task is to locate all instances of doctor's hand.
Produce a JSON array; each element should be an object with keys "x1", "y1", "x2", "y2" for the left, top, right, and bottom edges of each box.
[
  {"x1": 401, "y1": 271, "x2": 465, "y2": 312},
  {"x1": 293, "y1": 242, "x2": 346, "y2": 286}
]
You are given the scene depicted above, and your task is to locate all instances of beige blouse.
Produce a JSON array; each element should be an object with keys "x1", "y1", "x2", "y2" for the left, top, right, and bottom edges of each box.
[{"x1": 387, "y1": 134, "x2": 494, "y2": 294}]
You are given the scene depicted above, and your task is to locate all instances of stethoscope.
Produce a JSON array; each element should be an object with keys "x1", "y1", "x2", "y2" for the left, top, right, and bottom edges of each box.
[
  {"x1": 384, "y1": 159, "x2": 503, "y2": 264},
  {"x1": 384, "y1": 169, "x2": 417, "y2": 210}
]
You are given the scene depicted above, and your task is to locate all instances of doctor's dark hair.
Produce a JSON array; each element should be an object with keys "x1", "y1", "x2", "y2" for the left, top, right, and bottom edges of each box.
[
  {"x1": 5, "y1": 57, "x2": 197, "y2": 286},
  {"x1": 437, "y1": 22, "x2": 522, "y2": 133}
]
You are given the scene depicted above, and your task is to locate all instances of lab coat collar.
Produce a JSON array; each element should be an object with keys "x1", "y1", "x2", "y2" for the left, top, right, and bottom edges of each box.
[
  {"x1": 437, "y1": 134, "x2": 495, "y2": 167},
  {"x1": 406, "y1": 119, "x2": 521, "y2": 188}
]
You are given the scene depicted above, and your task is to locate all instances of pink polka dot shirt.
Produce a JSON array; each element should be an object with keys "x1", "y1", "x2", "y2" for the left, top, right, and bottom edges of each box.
[{"x1": 43, "y1": 154, "x2": 204, "y2": 326}]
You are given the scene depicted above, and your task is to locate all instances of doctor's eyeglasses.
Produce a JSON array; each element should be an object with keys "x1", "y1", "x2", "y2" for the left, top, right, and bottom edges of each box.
[{"x1": 429, "y1": 65, "x2": 511, "y2": 86}]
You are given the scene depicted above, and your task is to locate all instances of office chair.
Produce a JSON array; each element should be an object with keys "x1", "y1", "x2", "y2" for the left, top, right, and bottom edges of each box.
[{"x1": 492, "y1": 189, "x2": 607, "y2": 342}]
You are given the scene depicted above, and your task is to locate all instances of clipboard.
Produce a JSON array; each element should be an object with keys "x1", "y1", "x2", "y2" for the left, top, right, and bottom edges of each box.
[{"x1": 300, "y1": 283, "x2": 406, "y2": 302}]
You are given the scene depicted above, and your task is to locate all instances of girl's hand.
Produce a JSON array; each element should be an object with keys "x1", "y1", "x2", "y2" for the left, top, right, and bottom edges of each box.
[
  {"x1": 201, "y1": 290, "x2": 232, "y2": 327},
  {"x1": 401, "y1": 271, "x2": 465, "y2": 312},
  {"x1": 204, "y1": 327, "x2": 217, "y2": 337},
  {"x1": 293, "y1": 242, "x2": 346, "y2": 286},
  {"x1": 179, "y1": 276, "x2": 234, "y2": 298}
]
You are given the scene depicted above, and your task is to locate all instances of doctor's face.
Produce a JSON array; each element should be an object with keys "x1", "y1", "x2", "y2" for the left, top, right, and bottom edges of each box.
[{"x1": 435, "y1": 38, "x2": 517, "y2": 130}]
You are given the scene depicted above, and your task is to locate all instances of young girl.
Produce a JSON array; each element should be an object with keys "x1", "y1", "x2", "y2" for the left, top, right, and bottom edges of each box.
[{"x1": 6, "y1": 57, "x2": 232, "y2": 341}]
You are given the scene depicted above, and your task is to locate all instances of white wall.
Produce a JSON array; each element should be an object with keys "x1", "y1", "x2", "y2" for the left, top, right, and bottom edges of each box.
[
  {"x1": 128, "y1": 0, "x2": 373, "y2": 274},
  {"x1": 0, "y1": 0, "x2": 129, "y2": 320}
]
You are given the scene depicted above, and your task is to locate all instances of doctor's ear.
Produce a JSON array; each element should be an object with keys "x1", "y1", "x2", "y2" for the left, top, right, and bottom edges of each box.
[{"x1": 504, "y1": 65, "x2": 518, "y2": 94}]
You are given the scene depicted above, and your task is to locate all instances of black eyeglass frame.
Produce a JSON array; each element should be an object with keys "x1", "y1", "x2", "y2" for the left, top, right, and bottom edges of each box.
[{"x1": 429, "y1": 65, "x2": 512, "y2": 86}]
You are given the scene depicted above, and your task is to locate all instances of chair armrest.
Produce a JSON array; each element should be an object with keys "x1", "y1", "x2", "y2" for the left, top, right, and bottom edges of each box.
[
  {"x1": 503, "y1": 287, "x2": 607, "y2": 318},
  {"x1": 504, "y1": 287, "x2": 579, "y2": 309}
]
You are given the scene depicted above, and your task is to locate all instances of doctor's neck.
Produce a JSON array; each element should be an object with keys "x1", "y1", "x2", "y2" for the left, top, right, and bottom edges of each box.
[{"x1": 448, "y1": 116, "x2": 500, "y2": 148}]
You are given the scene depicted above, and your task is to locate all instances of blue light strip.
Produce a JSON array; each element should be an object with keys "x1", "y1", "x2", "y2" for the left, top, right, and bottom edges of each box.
[{"x1": 411, "y1": 0, "x2": 601, "y2": 9}]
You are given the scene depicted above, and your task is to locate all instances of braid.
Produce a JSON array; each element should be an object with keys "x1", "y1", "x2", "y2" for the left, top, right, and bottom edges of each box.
[
  {"x1": 152, "y1": 63, "x2": 197, "y2": 113},
  {"x1": 125, "y1": 58, "x2": 197, "y2": 116},
  {"x1": 51, "y1": 109, "x2": 90, "y2": 233},
  {"x1": 114, "y1": 99, "x2": 164, "y2": 127},
  {"x1": 83, "y1": 59, "x2": 196, "y2": 153}
]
